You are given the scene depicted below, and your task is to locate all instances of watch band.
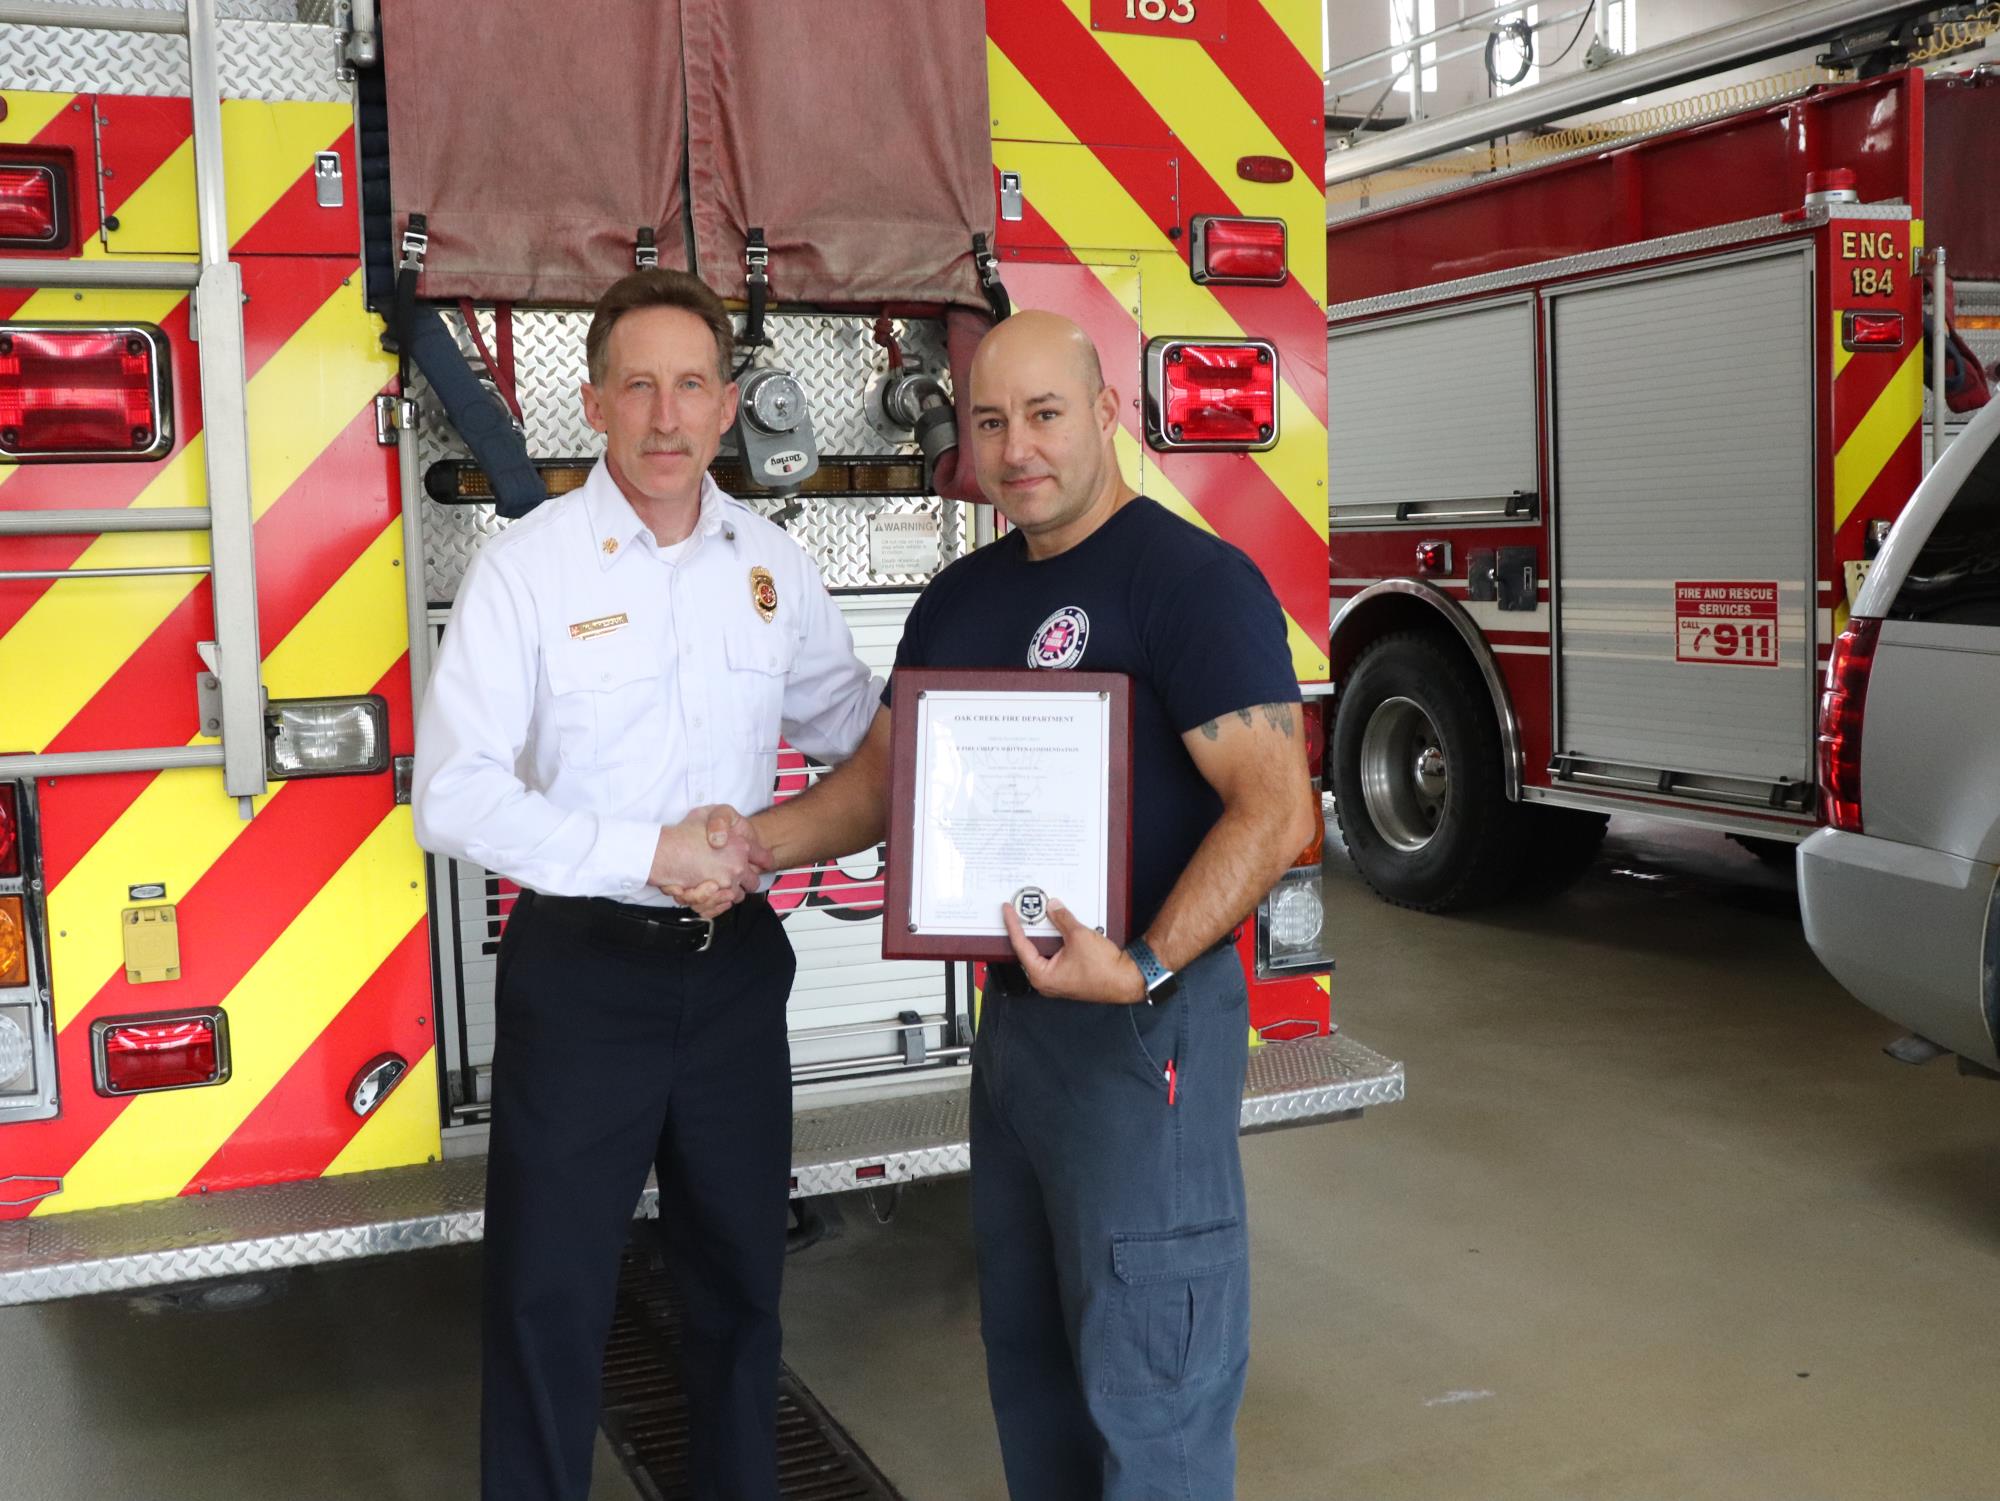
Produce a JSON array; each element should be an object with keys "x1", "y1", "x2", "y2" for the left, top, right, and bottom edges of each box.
[{"x1": 1123, "y1": 939, "x2": 1175, "y2": 1003}]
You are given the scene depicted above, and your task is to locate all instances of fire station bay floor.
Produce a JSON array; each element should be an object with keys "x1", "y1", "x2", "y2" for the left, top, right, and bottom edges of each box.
[{"x1": 5, "y1": 819, "x2": 2000, "y2": 1500}]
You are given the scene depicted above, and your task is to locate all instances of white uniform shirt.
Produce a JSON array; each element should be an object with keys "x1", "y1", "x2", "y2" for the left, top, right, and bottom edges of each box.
[{"x1": 412, "y1": 461, "x2": 879, "y2": 904}]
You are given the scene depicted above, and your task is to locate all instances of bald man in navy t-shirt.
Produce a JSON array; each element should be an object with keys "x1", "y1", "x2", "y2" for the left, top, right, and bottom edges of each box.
[{"x1": 753, "y1": 311, "x2": 1315, "y2": 1501}]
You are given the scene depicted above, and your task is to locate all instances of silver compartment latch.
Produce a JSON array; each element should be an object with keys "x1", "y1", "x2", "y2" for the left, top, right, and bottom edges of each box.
[
  {"x1": 314, "y1": 151, "x2": 344, "y2": 209},
  {"x1": 1000, "y1": 171, "x2": 1023, "y2": 222}
]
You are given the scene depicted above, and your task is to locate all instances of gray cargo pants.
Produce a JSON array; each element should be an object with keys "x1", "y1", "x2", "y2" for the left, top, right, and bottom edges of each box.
[{"x1": 972, "y1": 943, "x2": 1252, "y2": 1501}]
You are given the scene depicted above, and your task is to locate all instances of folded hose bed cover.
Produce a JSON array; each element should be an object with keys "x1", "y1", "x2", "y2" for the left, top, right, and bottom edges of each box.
[{"x1": 382, "y1": 0, "x2": 994, "y2": 312}]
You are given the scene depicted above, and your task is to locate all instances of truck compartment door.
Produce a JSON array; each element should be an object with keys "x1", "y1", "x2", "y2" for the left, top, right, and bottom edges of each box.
[{"x1": 1550, "y1": 248, "x2": 1816, "y2": 806}]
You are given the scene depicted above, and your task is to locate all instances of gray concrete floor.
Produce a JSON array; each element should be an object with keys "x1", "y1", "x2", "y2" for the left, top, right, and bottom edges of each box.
[
  {"x1": 780, "y1": 820, "x2": 2000, "y2": 1500},
  {"x1": 5, "y1": 818, "x2": 1999, "y2": 1498}
]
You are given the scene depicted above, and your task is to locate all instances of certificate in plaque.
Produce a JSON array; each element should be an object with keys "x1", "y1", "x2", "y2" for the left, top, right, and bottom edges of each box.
[{"x1": 883, "y1": 670, "x2": 1132, "y2": 961}]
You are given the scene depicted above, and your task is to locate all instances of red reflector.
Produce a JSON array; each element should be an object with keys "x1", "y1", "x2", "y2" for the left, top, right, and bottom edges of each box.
[
  {"x1": 0, "y1": 326, "x2": 167, "y2": 457},
  {"x1": 0, "y1": 784, "x2": 17, "y2": 879},
  {"x1": 1236, "y1": 155, "x2": 1295, "y2": 184},
  {"x1": 0, "y1": 165, "x2": 58, "y2": 245},
  {"x1": 1842, "y1": 311, "x2": 1904, "y2": 350},
  {"x1": 1192, "y1": 215, "x2": 1287, "y2": 286},
  {"x1": 98, "y1": 1015, "x2": 222, "y2": 1094},
  {"x1": 1415, "y1": 539, "x2": 1450, "y2": 575},
  {"x1": 1149, "y1": 339, "x2": 1278, "y2": 449},
  {"x1": 1817, "y1": 618, "x2": 1880, "y2": 833},
  {"x1": 1300, "y1": 700, "x2": 1326, "y2": 783},
  {"x1": 855, "y1": 1163, "x2": 888, "y2": 1181}
]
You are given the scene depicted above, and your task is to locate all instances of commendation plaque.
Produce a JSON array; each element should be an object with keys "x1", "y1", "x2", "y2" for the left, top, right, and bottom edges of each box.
[{"x1": 883, "y1": 670, "x2": 1133, "y2": 961}]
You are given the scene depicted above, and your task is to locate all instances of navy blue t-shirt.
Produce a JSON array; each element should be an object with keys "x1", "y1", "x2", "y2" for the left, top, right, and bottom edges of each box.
[{"x1": 887, "y1": 496, "x2": 1301, "y2": 934}]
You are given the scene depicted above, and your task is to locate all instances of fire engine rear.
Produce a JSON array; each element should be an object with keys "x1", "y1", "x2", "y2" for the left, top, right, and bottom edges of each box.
[{"x1": 0, "y1": 0, "x2": 1401, "y2": 1304}]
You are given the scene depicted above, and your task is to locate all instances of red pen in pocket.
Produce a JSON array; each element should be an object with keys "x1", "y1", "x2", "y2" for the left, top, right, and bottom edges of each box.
[{"x1": 1164, "y1": 1059, "x2": 1177, "y2": 1106}]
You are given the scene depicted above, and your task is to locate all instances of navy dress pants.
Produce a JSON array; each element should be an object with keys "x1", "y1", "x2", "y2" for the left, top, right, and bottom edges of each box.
[
  {"x1": 480, "y1": 891, "x2": 796, "y2": 1501},
  {"x1": 973, "y1": 944, "x2": 1253, "y2": 1501}
]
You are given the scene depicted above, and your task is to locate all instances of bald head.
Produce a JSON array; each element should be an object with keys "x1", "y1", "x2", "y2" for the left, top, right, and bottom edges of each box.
[
  {"x1": 970, "y1": 309, "x2": 1104, "y2": 404},
  {"x1": 965, "y1": 310, "x2": 1134, "y2": 556}
]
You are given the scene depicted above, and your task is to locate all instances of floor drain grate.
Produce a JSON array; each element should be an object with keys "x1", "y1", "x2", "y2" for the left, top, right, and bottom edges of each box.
[{"x1": 600, "y1": 1244, "x2": 905, "y2": 1501}]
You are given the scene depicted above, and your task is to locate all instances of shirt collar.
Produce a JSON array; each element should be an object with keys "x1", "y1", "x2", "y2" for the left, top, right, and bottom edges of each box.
[{"x1": 583, "y1": 460, "x2": 740, "y2": 569}]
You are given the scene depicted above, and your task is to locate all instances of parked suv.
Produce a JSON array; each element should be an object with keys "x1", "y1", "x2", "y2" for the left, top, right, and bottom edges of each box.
[{"x1": 1800, "y1": 399, "x2": 2000, "y2": 1069}]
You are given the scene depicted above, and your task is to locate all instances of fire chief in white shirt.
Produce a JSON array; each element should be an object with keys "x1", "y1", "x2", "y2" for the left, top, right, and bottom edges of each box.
[{"x1": 412, "y1": 269, "x2": 881, "y2": 1501}]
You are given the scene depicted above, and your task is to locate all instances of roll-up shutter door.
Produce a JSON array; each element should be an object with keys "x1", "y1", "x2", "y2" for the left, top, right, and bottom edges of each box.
[
  {"x1": 1329, "y1": 299, "x2": 1536, "y2": 522},
  {"x1": 1551, "y1": 250, "x2": 1816, "y2": 790}
]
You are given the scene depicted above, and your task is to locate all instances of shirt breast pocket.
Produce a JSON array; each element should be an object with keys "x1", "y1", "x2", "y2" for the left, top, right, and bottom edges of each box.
[
  {"x1": 721, "y1": 629, "x2": 799, "y2": 776},
  {"x1": 544, "y1": 633, "x2": 666, "y2": 771}
]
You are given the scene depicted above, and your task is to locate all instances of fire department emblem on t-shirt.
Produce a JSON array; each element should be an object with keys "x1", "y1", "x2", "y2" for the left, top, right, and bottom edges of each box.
[
  {"x1": 749, "y1": 566, "x2": 778, "y2": 622},
  {"x1": 1027, "y1": 606, "x2": 1089, "y2": 669}
]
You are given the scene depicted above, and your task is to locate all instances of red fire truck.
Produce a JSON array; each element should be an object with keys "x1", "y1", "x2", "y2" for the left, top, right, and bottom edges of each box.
[
  {"x1": 0, "y1": 0, "x2": 1400, "y2": 1304},
  {"x1": 1323, "y1": 67, "x2": 1998, "y2": 910}
]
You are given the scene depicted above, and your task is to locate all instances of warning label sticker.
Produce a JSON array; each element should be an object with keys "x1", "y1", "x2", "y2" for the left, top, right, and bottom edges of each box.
[{"x1": 1675, "y1": 581, "x2": 1780, "y2": 667}]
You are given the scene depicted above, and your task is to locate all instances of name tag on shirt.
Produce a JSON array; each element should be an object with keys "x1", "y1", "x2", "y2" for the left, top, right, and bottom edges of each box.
[{"x1": 568, "y1": 612, "x2": 630, "y2": 641}]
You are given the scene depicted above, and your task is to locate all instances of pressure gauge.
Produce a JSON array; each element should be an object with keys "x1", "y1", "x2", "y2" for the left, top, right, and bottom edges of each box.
[{"x1": 742, "y1": 368, "x2": 807, "y2": 435}]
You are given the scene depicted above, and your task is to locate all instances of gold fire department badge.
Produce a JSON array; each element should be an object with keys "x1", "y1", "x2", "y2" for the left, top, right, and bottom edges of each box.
[{"x1": 750, "y1": 566, "x2": 778, "y2": 622}]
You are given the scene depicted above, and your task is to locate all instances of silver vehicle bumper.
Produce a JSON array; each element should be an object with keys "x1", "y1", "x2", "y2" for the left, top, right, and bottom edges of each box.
[
  {"x1": 1798, "y1": 827, "x2": 2000, "y2": 1066},
  {"x1": 0, "y1": 1032, "x2": 1402, "y2": 1306}
]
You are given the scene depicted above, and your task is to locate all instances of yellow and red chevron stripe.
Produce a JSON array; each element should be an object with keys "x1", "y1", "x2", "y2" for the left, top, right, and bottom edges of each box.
[
  {"x1": 1826, "y1": 219, "x2": 1924, "y2": 637},
  {"x1": 984, "y1": 0, "x2": 1331, "y2": 680},
  {"x1": 0, "y1": 91, "x2": 434, "y2": 1217}
]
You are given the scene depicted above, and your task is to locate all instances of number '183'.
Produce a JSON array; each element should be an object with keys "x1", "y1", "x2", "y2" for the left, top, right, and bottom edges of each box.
[{"x1": 1127, "y1": 0, "x2": 1198, "y2": 21}]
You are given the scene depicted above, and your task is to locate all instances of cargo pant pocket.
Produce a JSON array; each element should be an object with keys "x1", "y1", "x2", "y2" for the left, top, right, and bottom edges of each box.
[{"x1": 1096, "y1": 1219, "x2": 1247, "y2": 1396}]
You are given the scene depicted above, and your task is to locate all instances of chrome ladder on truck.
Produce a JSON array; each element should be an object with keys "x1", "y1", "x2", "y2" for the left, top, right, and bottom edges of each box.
[{"x1": 0, "y1": 0, "x2": 267, "y2": 812}]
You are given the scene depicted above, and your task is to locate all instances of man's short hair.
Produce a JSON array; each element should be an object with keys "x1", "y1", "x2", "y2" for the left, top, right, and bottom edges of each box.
[{"x1": 585, "y1": 269, "x2": 735, "y2": 386}]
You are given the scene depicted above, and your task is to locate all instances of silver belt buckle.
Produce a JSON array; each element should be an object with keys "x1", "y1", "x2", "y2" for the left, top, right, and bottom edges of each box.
[{"x1": 692, "y1": 917, "x2": 716, "y2": 953}]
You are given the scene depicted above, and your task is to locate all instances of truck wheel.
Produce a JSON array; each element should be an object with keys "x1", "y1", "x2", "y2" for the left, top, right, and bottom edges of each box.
[{"x1": 1331, "y1": 632, "x2": 1516, "y2": 912}]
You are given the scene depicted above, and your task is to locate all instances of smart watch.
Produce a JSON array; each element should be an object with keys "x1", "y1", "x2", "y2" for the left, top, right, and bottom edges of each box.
[{"x1": 1122, "y1": 939, "x2": 1177, "y2": 1004}]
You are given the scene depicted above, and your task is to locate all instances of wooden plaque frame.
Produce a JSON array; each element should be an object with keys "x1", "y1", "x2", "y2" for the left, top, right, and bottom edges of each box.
[{"x1": 883, "y1": 670, "x2": 1133, "y2": 962}]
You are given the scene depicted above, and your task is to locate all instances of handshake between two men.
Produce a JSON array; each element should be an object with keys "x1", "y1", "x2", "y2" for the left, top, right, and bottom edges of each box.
[{"x1": 647, "y1": 804, "x2": 775, "y2": 919}]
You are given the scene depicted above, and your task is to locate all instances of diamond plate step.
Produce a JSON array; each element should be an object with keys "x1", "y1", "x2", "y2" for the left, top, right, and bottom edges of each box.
[{"x1": 0, "y1": 1033, "x2": 1402, "y2": 1305}]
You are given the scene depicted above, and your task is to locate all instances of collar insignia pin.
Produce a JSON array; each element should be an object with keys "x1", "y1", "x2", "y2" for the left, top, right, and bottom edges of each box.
[{"x1": 602, "y1": 538, "x2": 618, "y2": 556}]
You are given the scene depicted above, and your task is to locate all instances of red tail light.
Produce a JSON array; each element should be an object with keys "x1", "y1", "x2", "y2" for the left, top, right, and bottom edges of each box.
[
  {"x1": 1817, "y1": 618, "x2": 1881, "y2": 832},
  {"x1": 1191, "y1": 215, "x2": 1288, "y2": 286},
  {"x1": 0, "y1": 325, "x2": 171, "y2": 458},
  {"x1": 1145, "y1": 338, "x2": 1278, "y2": 451},
  {"x1": 1842, "y1": 311, "x2": 1904, "y2": 350},
  {"x1": 0, "y1": 784, "x2": 17, "y2": 879},
  {"x1": 0, "y1": 165, "x2": 61, "y2": 246},
  {"x1": 93, "y1": 1011, "x2": 228, "y2": 1095}
]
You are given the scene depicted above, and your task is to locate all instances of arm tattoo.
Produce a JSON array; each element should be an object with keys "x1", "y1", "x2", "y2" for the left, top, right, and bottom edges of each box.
[{"x1": 1196, "y1": 703, "x2": 1296, "y2": 740}]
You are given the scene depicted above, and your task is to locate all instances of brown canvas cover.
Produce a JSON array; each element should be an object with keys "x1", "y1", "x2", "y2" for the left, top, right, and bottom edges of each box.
[
  {"x1": 383, "y1": 0, "x2": 994, "y2": 311},
  {"x1": 680, "y1": 0, "x2": 994, "y2": 312},
  {"x1": 381, "y1": 0, "x2": 692, "y2": 303},
  {"x1": 1926, "y1": 73, "x2": 2000, "y2": 284}
]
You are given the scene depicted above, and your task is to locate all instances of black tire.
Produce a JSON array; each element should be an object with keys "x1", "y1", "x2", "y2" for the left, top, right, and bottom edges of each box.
[
  {"x1": 1518, "y1": 805, "x2": 1610, "y2": 894},
  {"x1": 1330, "y1": 631, "x2": 1517, "y2": 912}
]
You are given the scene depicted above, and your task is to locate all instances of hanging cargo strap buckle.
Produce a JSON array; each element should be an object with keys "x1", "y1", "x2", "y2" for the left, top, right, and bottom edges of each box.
[
  {"x1": 381, "y1": 212, "x2": 429, "y2": 355},
  {"x1": 742, "y1": 227, "x2": 770, "y2": 352},
  {"x1": 399, "y1": 215, "x2": 429, "y2": 274},
  {"x1": 635, "y1": 226, "x2": 658, "y2": 271},
  {"x1": 973, "y1": 232, "x2": 1011, "y2": 321}
]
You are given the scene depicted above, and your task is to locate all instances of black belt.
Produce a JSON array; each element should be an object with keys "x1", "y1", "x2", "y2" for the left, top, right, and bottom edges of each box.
[
  {"x1": 986, "y1": 930, "x2": 1239, "y2": 997},
  {"x1": 521, "y1": 889, "x2": 765, "y2": 955}
]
